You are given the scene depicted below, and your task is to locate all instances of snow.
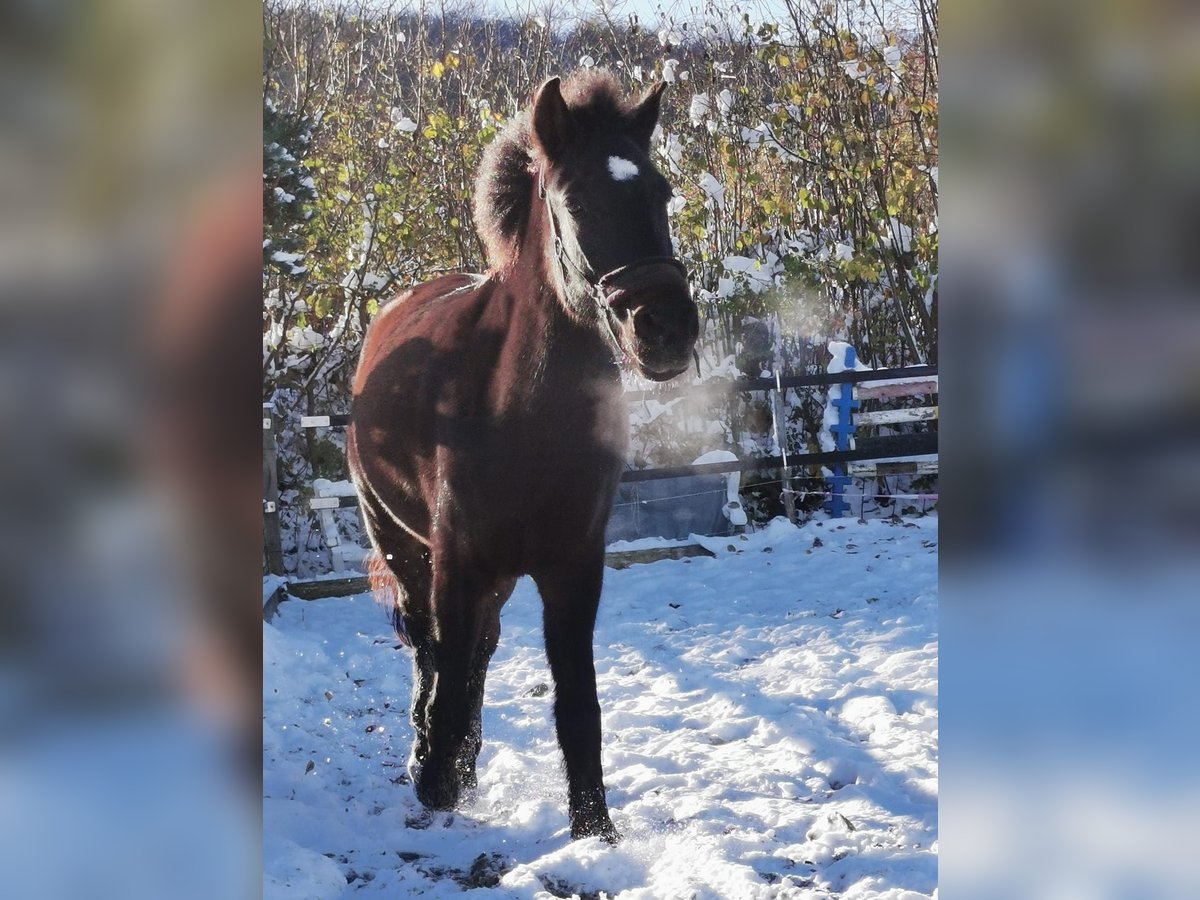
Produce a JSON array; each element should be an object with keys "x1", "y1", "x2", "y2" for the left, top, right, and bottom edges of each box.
[
  {"x1": 264, "y1": 574, "x2": 287, "y2": 609},
  {"x1": 699, "y1": 172, "x2": 725, "y2": 209},
  {"x1": 692, "y1": 451, "x2": 749, "y2": 527},
  {"x1": 691, "y1": 449, "x2": 738, "y2": 466},
  {"x1": 605, "y1": 536, "x2": 700, "y2": 553},
  {"x1": 313, "y1": 478, "x2": 359, "y2": 498},
  {"x1": 264, "y1": 516, "x2": 937, "y2": 898},
  {"x1": 717, "y1": 89, "x2": 734, "y2": 118},
  {"x1": 608, "y1": 156, "x2": 639, "y2": 182},
  {"x1": 821, "y1": 341, "x2": 873, "y2": 456},
  {"x1": 841, "y1": 60, "x2": 872, "y2": 82}
]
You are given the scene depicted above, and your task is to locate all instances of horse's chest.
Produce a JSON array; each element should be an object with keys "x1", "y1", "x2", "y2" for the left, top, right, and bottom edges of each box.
[{"x1": 479, "y1": 391, "x2": 625, "y2": 510}]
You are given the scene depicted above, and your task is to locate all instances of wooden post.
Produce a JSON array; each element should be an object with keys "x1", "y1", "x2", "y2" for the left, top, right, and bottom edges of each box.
[
  {"x1": 263, "y1": 402, "x2": 285, "y2": 576},
  {"x1": 770, "y1": 315, "x2": 796, "y2": 524},
  {"x1": 770, "y1": 374, "x2": 796, "y2": 524}
]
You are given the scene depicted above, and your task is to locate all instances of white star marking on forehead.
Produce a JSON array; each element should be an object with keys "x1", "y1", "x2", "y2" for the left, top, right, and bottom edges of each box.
[{"x1": 607, "y1": 156, "x2": 639, "y2": 181}]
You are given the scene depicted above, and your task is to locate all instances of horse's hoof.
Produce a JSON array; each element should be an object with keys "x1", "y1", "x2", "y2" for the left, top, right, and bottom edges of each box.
[
  {"x1": 413, "y1": 760, "x2": 461, "y2": 811},
  {"x1": 571, "y1": 817, "x2": 621, "y2": 844}
]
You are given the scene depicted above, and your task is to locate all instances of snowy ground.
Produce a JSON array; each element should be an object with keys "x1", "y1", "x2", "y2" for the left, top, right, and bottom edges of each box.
[{"x1": 264, "y1": 516, "x2": 938, "y2": 899}]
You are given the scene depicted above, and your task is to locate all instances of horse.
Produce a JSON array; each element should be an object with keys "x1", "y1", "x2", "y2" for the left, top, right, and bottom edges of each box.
[{"x1": 347, "y1": 70, "x2": 699, "y2": 843}]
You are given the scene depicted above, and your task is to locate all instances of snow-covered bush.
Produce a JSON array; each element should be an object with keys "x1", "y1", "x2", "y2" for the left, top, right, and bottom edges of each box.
[{"x1": 262, "y1": 0, "x2": 938, "y2": 571}]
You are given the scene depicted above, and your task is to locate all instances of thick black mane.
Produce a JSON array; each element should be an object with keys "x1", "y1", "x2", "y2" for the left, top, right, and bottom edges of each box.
[{"x1": 472, "y1": 70, "x2": 645, "y2": 271}]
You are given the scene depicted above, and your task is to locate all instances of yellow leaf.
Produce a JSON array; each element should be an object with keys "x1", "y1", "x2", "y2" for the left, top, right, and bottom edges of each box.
[
  {"x1": 777, "y1": 54, "x2": 790, "y2": 67},
  {"x1": 431, "y1": 61, "x2": 445, "y2": 78}
]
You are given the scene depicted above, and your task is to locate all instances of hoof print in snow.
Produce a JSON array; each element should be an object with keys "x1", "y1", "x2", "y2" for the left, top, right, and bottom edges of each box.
[
  {"x1": 811, "y1": 537, "x2": 824, "y2": 548},
  {"x1": 668, "y1": 602, "x2": 681, "y2": 609},
  {"x1": 540, "y1": 875, "x2": 604, "y2": 900},
  {"x1": 460, "y1": 852, "x2": 513, "y2": 889},
  {"x1": 304, "y1": 759, "x2": 315, "y2": 774},
  {"x1": 405, "y1": 810, "x2": 433, "y2": 829},
  {"x1": 525, "y1": 682, "x2": 550, "y2": 697},
  {"x1": 396, "y1": 850, "x2": 428, "y2": 863}
]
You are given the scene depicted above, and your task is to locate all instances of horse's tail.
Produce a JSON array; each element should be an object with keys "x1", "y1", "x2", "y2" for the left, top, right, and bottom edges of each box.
[{"x1": 366, "y1": 550, "x2": 411, "y2": 647}]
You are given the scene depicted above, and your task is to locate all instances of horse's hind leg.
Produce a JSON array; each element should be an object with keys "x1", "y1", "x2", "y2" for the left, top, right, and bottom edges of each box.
[
  {"x1": 535, "y1": 552, "x2": 619, "y2": 843},
  {"x1": 456, "y1": 578, "x2": 515, "y2": 791}
]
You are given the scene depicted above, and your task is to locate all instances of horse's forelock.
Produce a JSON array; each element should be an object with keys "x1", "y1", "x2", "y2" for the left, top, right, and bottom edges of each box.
[{"x1": 472, "y1": 70, "x2": 647, "y2": 271}]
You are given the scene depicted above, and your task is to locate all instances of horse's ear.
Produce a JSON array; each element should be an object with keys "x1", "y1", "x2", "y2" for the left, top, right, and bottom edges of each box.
[
  {"x1": 628, "y1": 81, "x2": 667, "y2": 148},
  {"x1": 531, "y1": 76, "x2": 572, "y2": 160}
]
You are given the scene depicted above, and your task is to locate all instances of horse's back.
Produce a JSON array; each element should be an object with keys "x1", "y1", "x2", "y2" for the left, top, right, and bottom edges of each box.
[{"x1": 356, "y1": 273, "x2": 489, "y2": 373}]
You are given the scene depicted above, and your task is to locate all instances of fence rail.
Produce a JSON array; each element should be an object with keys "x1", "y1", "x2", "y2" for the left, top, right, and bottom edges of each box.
[{"x1": 264, "y1": 358, "x2": 938, "y2": 584}]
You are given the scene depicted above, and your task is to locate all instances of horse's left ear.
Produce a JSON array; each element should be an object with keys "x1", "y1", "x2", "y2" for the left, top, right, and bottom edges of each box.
[{"x1": 628, "y1": 81, "x2": 667, "y2": 148}]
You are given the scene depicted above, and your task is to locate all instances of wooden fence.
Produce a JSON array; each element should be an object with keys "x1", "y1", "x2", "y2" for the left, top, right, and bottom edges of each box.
[{"x1": 263, "y1": 361, "x2": 937, "y2": 587}]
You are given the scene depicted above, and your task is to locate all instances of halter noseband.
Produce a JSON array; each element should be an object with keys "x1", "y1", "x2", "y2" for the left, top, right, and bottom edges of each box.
[{"x1": 537, "y1": 169, "x2": 688, "y2": 359}]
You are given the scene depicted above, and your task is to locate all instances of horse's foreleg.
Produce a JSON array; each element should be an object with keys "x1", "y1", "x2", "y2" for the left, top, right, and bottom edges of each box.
[
  {"x1": 456, "y1": 581, "x2": 513, "y2": 791},
  {"x1": 407, "y1": 636, "x2": 435, "y2": 780},
  {"x1": 537, "y1": 556, "x2": 619, "y2": 843},
  {"x1": 412, "y1": 560, "x2": 490, "y2": 811}
]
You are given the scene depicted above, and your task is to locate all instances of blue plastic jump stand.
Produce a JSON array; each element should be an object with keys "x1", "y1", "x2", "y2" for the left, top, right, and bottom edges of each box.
[{"x1": 824, "y1": 345, "x2": 860, "y2": 517}]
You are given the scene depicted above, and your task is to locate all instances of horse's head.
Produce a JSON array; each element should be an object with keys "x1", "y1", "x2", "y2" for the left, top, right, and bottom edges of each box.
[{"x1": 530, "y1": 75, "x2": 699, "y2": 382}]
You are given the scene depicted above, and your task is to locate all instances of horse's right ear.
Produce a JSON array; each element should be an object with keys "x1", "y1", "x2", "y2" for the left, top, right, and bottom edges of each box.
[{"x1": 531, "y1": 77, "x2": 572, "y2": 160}]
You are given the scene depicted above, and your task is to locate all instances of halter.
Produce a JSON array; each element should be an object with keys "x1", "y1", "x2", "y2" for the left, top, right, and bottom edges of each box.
[{"x1": 537, "y1": 169, "x2": 688, "y2": 362}]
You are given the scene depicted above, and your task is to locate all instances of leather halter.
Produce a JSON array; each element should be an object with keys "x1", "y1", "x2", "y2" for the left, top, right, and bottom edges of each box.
[{"x1": 537, "y1": 169, "x2": 688, "y2": 360}]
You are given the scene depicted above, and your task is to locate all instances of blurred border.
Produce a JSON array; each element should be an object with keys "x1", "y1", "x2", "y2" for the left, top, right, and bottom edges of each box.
[
  {"x1": 941, "y1": 0, "x2": 1200, "y2": 896},
  {"x1": 1, "y1": 0, "x2": 261, "y2": 897}
]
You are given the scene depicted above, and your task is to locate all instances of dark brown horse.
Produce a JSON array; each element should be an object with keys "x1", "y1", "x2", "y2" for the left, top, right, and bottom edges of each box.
[{"x1": 347, "y1": 71, "x2": 698, "y2": 842}]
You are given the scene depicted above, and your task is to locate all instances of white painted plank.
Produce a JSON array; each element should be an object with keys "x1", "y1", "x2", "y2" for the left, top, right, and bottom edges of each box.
[
  {"x1": 857, "y1": 379, "x2": 939, "y2": 401},
  {"x1": 309, "y1": 497, "x2": 341, "y2": 510},
  {"x1": 313, "y1": 478, "x2": 358, "y2": 497},
  {"x1": 301, "y1": 415, "x2": 332, "y2": 427},
  {"x1": 855, "y1": 406, "x2": 938, "y2": 426},
  {"x1": 848, "y1": 459, "x2": 940, "y2": 476},
  {"x1": 859, "y1": 373, "x2": 939, "y2": 389}
]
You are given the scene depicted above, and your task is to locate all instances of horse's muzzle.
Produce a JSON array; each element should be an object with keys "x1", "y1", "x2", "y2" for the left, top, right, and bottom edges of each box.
[{"x1": 602, "y1": 258, "x2": 698, "y2": 381}]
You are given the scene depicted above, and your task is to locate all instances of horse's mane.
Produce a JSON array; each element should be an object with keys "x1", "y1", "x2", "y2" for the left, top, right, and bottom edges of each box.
[{"x1": 473, "y1": 69, "x2": 644, "y2": 271}]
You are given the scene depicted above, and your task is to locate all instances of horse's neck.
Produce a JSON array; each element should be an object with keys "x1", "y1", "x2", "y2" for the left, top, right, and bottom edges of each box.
[{"x1": 505, "y1": 244, "x2": 619, "y2": 391}]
